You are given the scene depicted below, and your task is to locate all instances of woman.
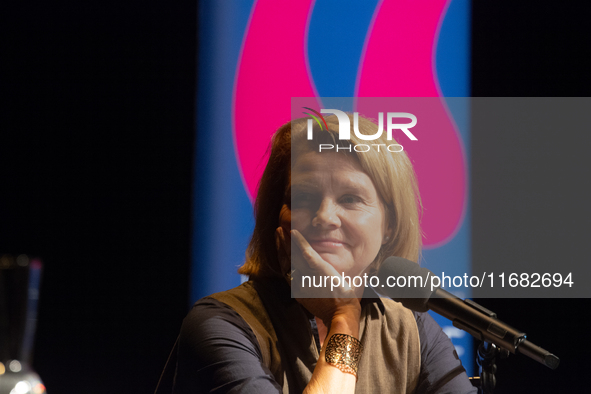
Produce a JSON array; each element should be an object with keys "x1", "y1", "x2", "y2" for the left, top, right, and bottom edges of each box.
[{"x1": 159, "y1": 115, "x2": 476, "y2": 393}]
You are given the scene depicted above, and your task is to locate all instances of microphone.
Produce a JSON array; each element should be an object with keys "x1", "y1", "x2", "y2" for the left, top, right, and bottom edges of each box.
[{"x1": 377, "y1": 256, "x2": 560, "y2": 370}]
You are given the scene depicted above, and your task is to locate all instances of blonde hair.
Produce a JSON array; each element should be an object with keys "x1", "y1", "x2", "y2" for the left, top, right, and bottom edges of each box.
[{"x1": 239, "y1": 114, "x2": 422, "y2": 279}]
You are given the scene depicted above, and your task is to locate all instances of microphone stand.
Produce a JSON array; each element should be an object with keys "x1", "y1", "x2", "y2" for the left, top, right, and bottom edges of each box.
[{"x1": 470, "y1": 341, "x2": 510, "y2": 394}]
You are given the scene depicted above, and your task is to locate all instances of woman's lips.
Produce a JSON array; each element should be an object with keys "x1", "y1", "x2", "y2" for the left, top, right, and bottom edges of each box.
[{"x1": 308, "y1": 239, "x2": 346, "y2": 250}]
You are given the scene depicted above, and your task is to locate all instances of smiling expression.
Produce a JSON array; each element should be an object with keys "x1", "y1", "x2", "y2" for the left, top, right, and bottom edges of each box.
[{"x1": 288, "y1": 152, "x2": 390, "y2": 277}]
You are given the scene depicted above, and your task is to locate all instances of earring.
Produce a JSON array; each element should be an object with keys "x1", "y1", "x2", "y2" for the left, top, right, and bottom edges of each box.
[{"x1": 285, "y1": 269, "x2": 296, "y2": 281}]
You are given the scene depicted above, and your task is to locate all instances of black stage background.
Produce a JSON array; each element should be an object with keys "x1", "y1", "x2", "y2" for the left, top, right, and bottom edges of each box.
[{"x1": 2, "y1": 1, "x2": 590, "y2": 393}]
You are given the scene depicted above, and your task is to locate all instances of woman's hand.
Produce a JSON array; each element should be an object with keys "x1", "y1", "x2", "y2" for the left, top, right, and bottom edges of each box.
[
  {"x1": 275, "y1": 203, "x2": 361, "y2": 326},
  {"x1": 292, "y1": 229, "x2": 362, "y2": 324}
]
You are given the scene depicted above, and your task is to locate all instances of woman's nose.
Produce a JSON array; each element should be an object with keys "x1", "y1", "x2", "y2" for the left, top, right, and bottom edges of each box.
[{"x1": 312, "y1": 199, "x2": 340, "y2": 228}]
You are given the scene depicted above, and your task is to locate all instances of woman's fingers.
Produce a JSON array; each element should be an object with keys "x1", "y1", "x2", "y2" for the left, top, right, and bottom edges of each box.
[
  {"x1": 276, "y1": 227, "x2": 288, "y2": 253},
  {"x1": 290, "y1": 229, "x2": 327, "y2": 272}
]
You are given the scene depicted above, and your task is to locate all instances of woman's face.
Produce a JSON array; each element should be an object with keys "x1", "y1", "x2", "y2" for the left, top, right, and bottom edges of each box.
[{"x1": 286, "y1": 152, "x2": 390, "y2": 277}]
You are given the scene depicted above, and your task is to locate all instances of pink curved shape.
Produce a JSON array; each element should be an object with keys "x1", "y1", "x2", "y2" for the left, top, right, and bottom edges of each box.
[
  {"x1": 233, "y1": 0, "x2": 320, "y2": 201},
  {"x1": 356, "y1": 0, "x2": 466, "y2": 247}
]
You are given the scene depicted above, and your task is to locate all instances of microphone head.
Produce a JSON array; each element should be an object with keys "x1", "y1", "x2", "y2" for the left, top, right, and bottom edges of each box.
[{"x1": 376, "y1": 256, "x2": 436, "y2": 312}]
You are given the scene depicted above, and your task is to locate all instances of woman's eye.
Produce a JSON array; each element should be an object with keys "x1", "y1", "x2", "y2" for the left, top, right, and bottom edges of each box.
[
  {"x1": 340, "y1": 195, "x2": 362, "y2": 204},
  {"x1": 292, "y1": 192, "x2": 316, "y2": 207}
]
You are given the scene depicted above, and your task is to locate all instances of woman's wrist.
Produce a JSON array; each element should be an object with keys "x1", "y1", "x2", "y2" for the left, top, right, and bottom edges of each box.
[
  {"x1": 322, "y1": 308, "x2": 364, "y2": 382},
  {"x1": 324, "y1": 333, "x2": 364, "y2": 378},
  {"x1": 327, "y1": 304, "x2": 362, "y2": 340}
]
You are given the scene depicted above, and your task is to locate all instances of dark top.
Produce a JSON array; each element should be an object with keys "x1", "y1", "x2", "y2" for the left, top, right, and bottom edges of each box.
[{"x1": 172, "y1": 291, "x2": 477, "y2": 393}]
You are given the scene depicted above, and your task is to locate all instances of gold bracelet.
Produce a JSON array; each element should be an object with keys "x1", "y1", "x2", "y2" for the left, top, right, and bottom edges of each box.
[{"x1": 324, "y1": 333, "x2": 363, "y2": 377}]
